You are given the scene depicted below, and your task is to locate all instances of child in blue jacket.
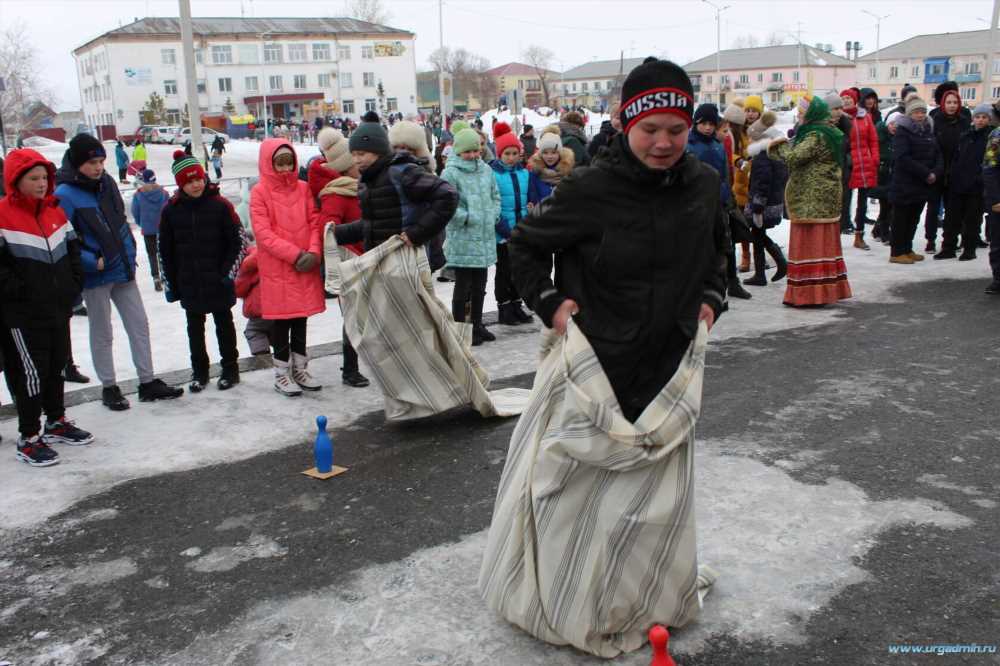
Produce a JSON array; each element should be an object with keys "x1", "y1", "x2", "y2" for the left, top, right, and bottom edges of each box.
[
  {"x1": 114, "y1": 141, "x2": 129, "y2": 184},
  {"x1": 130, "y1": 169, "x2": 169, "y2": 291},
  {"x1": 686, "y1": 103, "x2": 730, "y2": 205},
  {"x1": 490, "y1": 124, "x2": 533, "y2": 326}
]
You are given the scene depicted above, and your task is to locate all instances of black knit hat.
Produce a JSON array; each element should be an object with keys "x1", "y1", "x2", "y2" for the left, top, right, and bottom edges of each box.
[
  {"x1": 900, "y1": 83, "x2": 918, "y2": 100},
  {"x1": 693, "y1": 103, "x2": 721, "y2": 126},
  {"x1": 348, "y1": 121, "x2": 391, "y2": 156},
  {"x1": 68, "y1": 133, "x2": 107, "y2": 169},
  {"x1": 619, "y1": 57, "x2": 695, "y2": 133},
  {"x1": 933, "y1": 81, "x2": 959, "y2": 105}
]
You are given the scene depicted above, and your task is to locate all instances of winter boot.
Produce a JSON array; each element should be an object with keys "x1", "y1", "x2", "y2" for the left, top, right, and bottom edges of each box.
[
  {"x1": 985, "y1": 281, "x2": 1000, "y2": 295},
  {"x1": 154, "y1": 278, "x2": 163, "y2": 292},
  {"x1": 728, "y1": 281, "x2": 753, "y2": 299},
  {"x1": 738, "y1": 241, "x2": 751, "y2": 272},
  {"x1": 853, "y1": 232, "x2": 870, "y2": 251},
  {"x1": 342, "y1": 369, "x2": 370, "y2": 388},
  {"x1": 189, "y1": 371, "x2": 209, "y2": 393},
  {"x1": 138, "y1": 379, "x2": 184, "y2": 402},
  {"x1": 218, "y1": 366, "x2": 240, "y2": 391},
  {"x1": 727, "y1": 250, "x2": 752, "y2": 299},
  {"x1": 512, "y1": 300, "x2": 533, "y2": 323},
  {"x1": 291, "y1": 352, "x2": 322, "y2": 391},
  {"x1": 925, "y1": 240, "x2": 936, "y2": 253},
  {"x1": 742, "y1": 241, "x2": 767, "y2": 286},
  {"x1": 764, "y1": 237, "x2": 788, "y2": 282},
  {"x1": 63, "y1": 362, "x2": 91, "y2": 384},
  {"x1": 958, "y1": 248, "x2": 977, "y2": 261},
  {"x1": 934, "y1": 248, "x2": 957, "y2": 260},
  {"x1": 273, "y1": 358, "x2": 303, "y2": 397},
  {"x1": 498, "y1": 302, "x2": 522, "y2": 326},
  {"x1": 101, "y1": 385, "x2": 130, "y2": 411}
]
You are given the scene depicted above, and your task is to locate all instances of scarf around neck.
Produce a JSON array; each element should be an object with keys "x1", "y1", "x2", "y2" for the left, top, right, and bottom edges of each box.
[
  {"x1": 320, "y1": 174, "x2": 358, "y2": 198},
  {"x1": 794, "y1": 97, "x2": 844, "y2": 168}
]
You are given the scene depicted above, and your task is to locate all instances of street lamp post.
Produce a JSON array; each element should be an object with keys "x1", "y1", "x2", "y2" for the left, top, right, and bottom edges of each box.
[
  {"x1": 260, "y1": 31, "x2": 273, "y2": 138},
  {"x1": 702, "y1": 0, "x2": 731, "y2": 105},
  {"x1": 862, "y1": 10, "x2": 890, "y2": 92}
]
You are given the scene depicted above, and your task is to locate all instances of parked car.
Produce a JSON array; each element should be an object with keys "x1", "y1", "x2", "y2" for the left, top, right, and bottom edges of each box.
[
  {"x1": 151, "y1": 126, "x2": 180, "y2": 144},
  {"x1": 172, "y1": 127, "x2": 229, "y2": 145}
]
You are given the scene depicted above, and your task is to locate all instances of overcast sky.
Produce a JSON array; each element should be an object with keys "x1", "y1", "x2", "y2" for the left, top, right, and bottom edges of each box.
[{"x1": 0, "y1": 0, "x2": 995, "y2": 111}]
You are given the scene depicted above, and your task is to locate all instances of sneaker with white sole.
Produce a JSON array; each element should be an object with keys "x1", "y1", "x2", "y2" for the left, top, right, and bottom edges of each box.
[
  {"x1": 15, "y1": 435, "x2": 60, "y2": 467},
  {"x1": 42, "y1": 417, "x2": 94, "y2": 446},
  {"x1": 274, "y1": 359, "x2": 302, "y2": 397},
  {"x1": 291, "y1": 352, "x2": 322, "y2": 391}
]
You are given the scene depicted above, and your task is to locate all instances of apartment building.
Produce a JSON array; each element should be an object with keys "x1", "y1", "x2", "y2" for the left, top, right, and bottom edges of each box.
[{"x1": 73, "y1": 17, "x2": 418, "y2": 136}]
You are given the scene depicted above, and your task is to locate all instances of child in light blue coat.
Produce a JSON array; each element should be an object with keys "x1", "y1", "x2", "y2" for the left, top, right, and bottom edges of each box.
[{"x1": 490, "y1": 126, "x2": 533, "y2": 325}]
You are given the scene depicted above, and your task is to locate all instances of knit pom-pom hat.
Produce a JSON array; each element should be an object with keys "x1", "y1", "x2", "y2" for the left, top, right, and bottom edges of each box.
[
  {"x1": 171, "y1": 149, "x2": 205, "y2": 187},
  {"x1": 317, "y1": 127, "x2": 352, "y2": 172}
]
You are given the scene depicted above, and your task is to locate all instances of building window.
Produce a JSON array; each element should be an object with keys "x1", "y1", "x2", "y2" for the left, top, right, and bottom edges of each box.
[
  {"x1": 868, "y1": 66, "x2": 877, "y2": 79},
  {"x1": 739, "y1": 74, "x2": 749, "y2": 84},
  {"x1": 238, "y1": 44, "x2": 259, "y2": 64},
  {"x1": 289, "y1": 44, "x2": 307, "y2": 62},
  {"x1": 572, "y1": 82, "x2": 577, "y2": 91},
  {"x1": 211, "y1": 45, "x2": 233, "y2": 65},
  {"x1": 313, "y1": 43, "x2": 331, "y2": 61},
  {"x1": 264, "y1": 43, "x2": 282, "y2": 63},
  {"x1": 757, "y1": 72, "x2": 764, "y2": 83},
  {"x1": 994, "y1": 61, "x2": 1000, "y2": 74},
  {"x1": 387, "y1": 97, "x2": 398, "y2": 112},
  {"x1": 293, "y1": 74, "x2": 307, "y2": 89},
  {"x1": 563, "y1": 84, "x2": 569, "y2": 94},
  {"x1": 341, "y1": 72, "x2": 353, "y2": 88},
  {"x1": 582, "y1": 82, "x2": 589, "y2": 92},
  {"x1": 318, "y1": 73, "x2": 331, "y2": 88},
  {"x1": 218, "y1": 77, "x2": 232, "y2": 93},
  {"x1": 793, "y1": 71, "x2": 801, "y2": 82},
  {"x1": 721, "y1": 75, "x2": 729, "y2": 84},
  {"x1": 338, "y1": 45, "x2": 351, "y2": 60},
  {"x1": 771, "y1": 72, "x2": 783, "y2": 82},
  {"x1": 964, "y1": 62, "x2": 981, "y2": 74},
  {"x1": 961, "y1": 87, "x2": 977, "y2": 101},
  {"x1": 245, "y1": 76, "x2": 258, "y2": 91},
  {"x1": 166, "y1": 109, "x2": 181, "y2": 124},
  {"x1": 889, "y1": 65, "x2": 899, "y2": 79},
  {"x1": 342, "y1": 99, "x2": 355, "y2": 114},
  {"x1": 706, "y1": 75, "x2": 712, "y2": 84},
  {"x1": 770, "y1": 92, "x2": 780, "y2": 103},
  {"x1": 363, "y1": 72, "x2": 376, "y2": 87},
  {"x1": 364, "y1": 98, "x2": 377, "y2": 112},
  {"x1": 993, "y1": 86, "x2": 1000, "y2": 99},
  {"x1": 197, "y1": 79, "x2": 206, "y2": 94},
  {"x1": 912, "y1": 65, "x2": 921, "y2": 77},
  {"x1": 594, "y1": 81, "x2": 602, "y2": 91},
  {"x1": 362, "y1": 46, "x2": 374, "y2": 59},
  {"x1": 928, "y1": 63, "x2": 945, "y2": 76},
  {"x1": 161, "y1": 48, "x2": 176, "y2": 65},
  {"x1": 195, "y1": 49, "x2": 204, "y2": 65},
  {"x1": 269, "y1": 75, "x2": 283, "y2": 91},
  {"x1": 526, "y1": 79, "x2": 541, "y2": 91}
]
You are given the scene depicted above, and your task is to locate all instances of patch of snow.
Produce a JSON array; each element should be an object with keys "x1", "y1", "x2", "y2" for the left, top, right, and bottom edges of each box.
[{"x1": 187, "y1": 533, "x2": 288, "y2": 573}]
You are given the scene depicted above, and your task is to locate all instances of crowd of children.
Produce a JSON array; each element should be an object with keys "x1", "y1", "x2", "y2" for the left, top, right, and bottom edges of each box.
[{"x1": 4, "y1": 80, "x2": 1000, "y2": 467}]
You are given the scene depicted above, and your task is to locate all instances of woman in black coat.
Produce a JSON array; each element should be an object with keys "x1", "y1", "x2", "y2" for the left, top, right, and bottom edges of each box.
[
  {"x1": 742, "y1": 113, "x2": 789, "y2": 287},
  {"x1": 925, "y1": 88, "x2": 971, "y2": 252},
  {"x1": 890, "y1": 96, "x2": 943, "y2": 263}
]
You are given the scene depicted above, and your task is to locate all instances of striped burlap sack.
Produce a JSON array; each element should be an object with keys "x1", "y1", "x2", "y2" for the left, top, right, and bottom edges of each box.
[
  {"x1": 479, "y1": 319, "x2": 716, "y2": 658},
  {"x1": 326, "y1": 229, "x2": 529, "y2": 421}
]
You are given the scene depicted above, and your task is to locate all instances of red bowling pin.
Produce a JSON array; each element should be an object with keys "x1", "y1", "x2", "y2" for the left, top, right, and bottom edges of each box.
[{"x1": 649, "y1": 625, "x2": 676, "y2": 666}]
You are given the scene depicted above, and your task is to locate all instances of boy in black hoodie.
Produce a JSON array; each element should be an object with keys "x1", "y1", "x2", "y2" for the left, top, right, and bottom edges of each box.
[
  {"x1": 935, "y1": 104, "x2": 992, "y2": 261},
  {"x1": 159, "y1": 151, "x2": 246, "y2": 392}
]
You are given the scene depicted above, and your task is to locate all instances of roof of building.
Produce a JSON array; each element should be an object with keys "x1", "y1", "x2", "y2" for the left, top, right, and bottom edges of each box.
[
  {"x1": 561, "y1": 57, "x2": 648, "y2": 81},
  {"x1": 684, "y1": 44, "x2": 854, "y2": 71},
  {"x1": 483, "y1": 62, "x2": 559, "y2": 78},
  {"x1": 857, "y1": 29, "x2": 991, "y2": 61},
  {"x1": 75, "y1": 16, "x2": 412, "y2": 53}
]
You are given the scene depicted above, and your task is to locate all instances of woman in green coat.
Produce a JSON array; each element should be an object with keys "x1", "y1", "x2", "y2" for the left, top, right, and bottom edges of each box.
[
  {"x1": 768, "y1": 95, "x2": 852, "y2": 307},
  {"x1": 441, "y1": 128, "x2": 501, "y2": 345}
]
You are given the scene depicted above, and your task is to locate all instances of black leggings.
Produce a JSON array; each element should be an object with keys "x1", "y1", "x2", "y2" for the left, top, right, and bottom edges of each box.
[
  {"x1": 451, "y1": 267, "x2": 488, "y2": 325},
  {"x1": 5, "y1": 324, "x2": 69, "y2": 437},
  {"x1": 270, "y1": 317, "x2": 307, "y2": 362}
]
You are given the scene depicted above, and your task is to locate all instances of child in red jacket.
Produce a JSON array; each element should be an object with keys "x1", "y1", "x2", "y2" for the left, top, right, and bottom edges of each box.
[
  {"x1": 0, "y1": 149, "x2": 93, "y2": 466},
  {"x1": 308, "y1": 127, "x2": 369, "y2": 388}
]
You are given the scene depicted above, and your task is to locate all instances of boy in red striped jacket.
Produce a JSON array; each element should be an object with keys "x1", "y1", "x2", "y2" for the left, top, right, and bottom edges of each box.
[{"x1": 0, "y1": 149, "x2": 93, "y2": 467}]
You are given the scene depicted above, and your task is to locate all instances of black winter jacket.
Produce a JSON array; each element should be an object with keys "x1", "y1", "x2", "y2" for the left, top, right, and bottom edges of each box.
[
  {"x1": 587, "y1": 121, "x2": 617, "y2": 160},
  {"x1": 158, "y1": 184, "x2": 245, "y2": 314},
  {"x1": 336, "y1": 153, "x2": 458, "y2": 253},
  {"x1": 746, "y1": 137, "x2": 788, "y2": 228},
  {"x1": 948, "y1": 124, "x2": 991, "y2": 196},
  {"x1": 560, "y1": 122, "x2": 591, "y2": 167},
  {"x1": 520, "y1": 133, "x2": 537, "y2": 161},
  {"x1": 933, "y1": 112, "x2": 971, "y2": 185},
  {"x1": 509, "y1": 133, "x2": 728, "y2": 421},
  {"x1": 891, "y1": 116, "x2": 944, "y2": 205}
]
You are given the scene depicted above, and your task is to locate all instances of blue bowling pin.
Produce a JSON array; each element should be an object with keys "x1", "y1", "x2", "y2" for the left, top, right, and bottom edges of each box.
[{"x1": 314, "y1": 415, "x2": 333, "y2": 473}]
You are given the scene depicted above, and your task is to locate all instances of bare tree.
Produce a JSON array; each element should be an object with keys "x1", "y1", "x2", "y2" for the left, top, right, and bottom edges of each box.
[
  {"x1": 731, "y1": 34, "x2": 761, "y2": 49},
  {"x1": 522, "y1": 45, "x2": 556, "y2": 107},
  {"x1": 0, "y1": 21, "x2": 55, "y2": 138},
  {"x1": 765, "y1": 32, "x2": 790, "y2": 46},
  {"x1": 342, "y1": 0, "x2": 390, "y2": 25},
  {"x1": 428, "y1": 47, "x2": 495, "y2": 109}
]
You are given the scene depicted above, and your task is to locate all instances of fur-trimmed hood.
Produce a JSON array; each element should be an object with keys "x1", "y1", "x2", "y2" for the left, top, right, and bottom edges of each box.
[
  {"x1": 747, "y1": 130, "x2": 784, "y2": 158},
  {"x1": 528, "y1": 147, "x2": 575, "y2": 176}
]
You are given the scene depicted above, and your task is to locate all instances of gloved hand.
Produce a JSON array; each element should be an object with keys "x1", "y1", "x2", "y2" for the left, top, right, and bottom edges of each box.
[{"x1": 495, "y1": 219, "x2": 512, "y2": 240}]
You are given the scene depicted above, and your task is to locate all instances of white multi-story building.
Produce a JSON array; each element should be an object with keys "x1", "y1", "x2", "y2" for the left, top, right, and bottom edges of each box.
[{"x1": 73, "y1": 17, "x2": 418, "y2": 136}]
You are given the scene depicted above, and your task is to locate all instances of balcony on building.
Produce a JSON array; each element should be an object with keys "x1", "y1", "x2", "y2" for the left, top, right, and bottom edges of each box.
[
  {"x1": 954, "y1": 72, "x2": 982, "y2": 83},
  {"x1": 924, "y1": 57, "x2": 950, "y2": 84}
]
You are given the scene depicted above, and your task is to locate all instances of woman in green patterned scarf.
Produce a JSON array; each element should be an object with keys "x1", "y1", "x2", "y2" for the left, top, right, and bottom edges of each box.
[{"x1": 767, "y1": 95, "x2": 853, "y2": 307}]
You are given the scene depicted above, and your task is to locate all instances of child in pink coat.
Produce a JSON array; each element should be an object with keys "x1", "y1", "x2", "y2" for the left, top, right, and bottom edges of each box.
[{"x1": 250, "y1": 139, "x2": 325, "y2": 396}]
